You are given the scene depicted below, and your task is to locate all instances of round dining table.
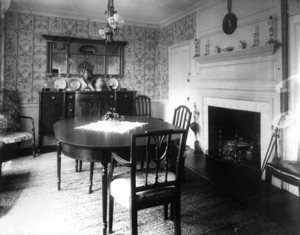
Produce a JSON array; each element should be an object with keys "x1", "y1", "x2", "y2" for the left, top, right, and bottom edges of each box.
[{"x1": 53, "y1": 115, "x2": 181, "y2": 235}]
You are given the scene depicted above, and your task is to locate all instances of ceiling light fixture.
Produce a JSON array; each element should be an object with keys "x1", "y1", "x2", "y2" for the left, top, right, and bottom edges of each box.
[{"x1": 99, "y1": 0, "x2": 124, "y2": 44}]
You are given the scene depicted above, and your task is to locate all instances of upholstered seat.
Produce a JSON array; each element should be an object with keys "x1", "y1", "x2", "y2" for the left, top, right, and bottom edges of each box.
[
  {"x1": 110, "y1": 169, "x2": 176, "y2": 207},
  {"x1": 265, "y1": 161, "x2": 300, "y2": 193},
  {"x1": 0, "y1": 131, "x2": 33, "y2": 144}
]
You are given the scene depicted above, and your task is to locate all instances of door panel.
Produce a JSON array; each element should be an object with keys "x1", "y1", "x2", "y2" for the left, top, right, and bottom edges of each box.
[{"x1": 168, "y1": 42, "x2": 194, "y2": 147}]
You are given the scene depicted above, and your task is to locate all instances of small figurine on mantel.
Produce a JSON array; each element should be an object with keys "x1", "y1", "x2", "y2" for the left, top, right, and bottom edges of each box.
[{"x1": 239, "y1": 40, "x2": 247, "y2": 49}]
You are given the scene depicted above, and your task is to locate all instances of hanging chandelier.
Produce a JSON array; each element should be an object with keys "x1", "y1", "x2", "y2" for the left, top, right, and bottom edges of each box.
[{"x1": 99, "y1": 0, "x2": 124, "y2": 44}]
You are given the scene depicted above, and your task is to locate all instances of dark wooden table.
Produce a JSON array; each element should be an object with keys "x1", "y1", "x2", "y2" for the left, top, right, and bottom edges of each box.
[{"x1": 53, "y1": 116, "x2": 179, "y2": 235}]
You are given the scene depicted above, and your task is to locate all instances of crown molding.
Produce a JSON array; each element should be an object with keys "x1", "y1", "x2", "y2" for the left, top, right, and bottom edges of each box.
[
  {"x1": 159, "y1": 0, "x2": 223, "y2": 28},
  {"x1": 7, "y1": 6, "x2": 160, "y2": 29}
]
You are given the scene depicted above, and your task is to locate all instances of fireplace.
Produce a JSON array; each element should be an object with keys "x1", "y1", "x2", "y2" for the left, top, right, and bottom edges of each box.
[
  {"x1": 206, "y1": 106, "x2": 261, "y2": 169},
  {"x1": 201, "y1": 96, "x2": 278, "y2": 172}
]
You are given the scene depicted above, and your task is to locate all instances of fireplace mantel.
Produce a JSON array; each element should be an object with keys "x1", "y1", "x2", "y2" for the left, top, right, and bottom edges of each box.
[{"x1": 193, "y1": 43, "x2": 279, "y2": 64}]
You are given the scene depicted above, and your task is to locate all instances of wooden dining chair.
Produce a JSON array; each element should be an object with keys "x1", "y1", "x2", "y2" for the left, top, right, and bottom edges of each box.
[
  {"x1": 134, "y1": 95, "x2": 152, "y2": 117},
  {"x1": 74, "y1": 93, "x2": 100, "y2": 193},
  {"x1": 172, "y1": 105, "x2": 192, "y2": 182},
  {"x1": 108, "y1": 129, "x2": 186, "y2": 235}
]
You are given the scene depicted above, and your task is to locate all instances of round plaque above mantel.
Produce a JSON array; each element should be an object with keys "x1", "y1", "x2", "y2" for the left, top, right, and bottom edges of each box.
[{"x1": 222, "y1": 0, "x2": 237, "y2": 35}]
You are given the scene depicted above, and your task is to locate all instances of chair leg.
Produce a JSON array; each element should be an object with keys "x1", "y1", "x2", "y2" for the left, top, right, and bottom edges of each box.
[
  {"x1": 79, "y1": 160, "x2": 83, "y2": 172},
  {"x1": 174, "y1": 197, "x2": 182, "y2": 235},
  {"x1": 32, "y1": 138, "x2": 36, "y2": 157},
  {"x1": 130, "y1": 208, "x2": 138, "y2": 235},
  {"x1": 164, "y1": 204, "x2": 168, "y2": 220},
  {"x1": 89, "y1": 162, "x2": 94, "y2": 194},
  {"x1": 108, "y1": 195, "x2": 114, "y2": 233},
  {"x1": 57, "y1": 145, "x2": 62, "y2": 191},
  {"x1": 170, "y1": 203, "x2": 174, "y2": 221},
  {"x1": 265, "y1": 170, "x2": 272, "y2": 193},
  {"x1": 75, "y1": 160, "x2": 78, "y2": 172},
  {"x1": 182, "y1": 155, "x2": 186, "y2": 183},
  {"x1": 0, "y1": 143, "x2": 3, "y2": 176}
]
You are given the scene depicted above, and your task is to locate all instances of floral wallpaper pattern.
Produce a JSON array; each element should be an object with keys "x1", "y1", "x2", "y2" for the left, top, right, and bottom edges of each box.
[{"x1": 3, "y1": 11, "x2": 196, "y2": 103}]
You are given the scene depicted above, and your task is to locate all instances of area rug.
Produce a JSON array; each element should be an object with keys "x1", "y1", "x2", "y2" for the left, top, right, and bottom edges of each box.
[{"x1": 0, "y1": 152, "x2": 287, "y2": 235}]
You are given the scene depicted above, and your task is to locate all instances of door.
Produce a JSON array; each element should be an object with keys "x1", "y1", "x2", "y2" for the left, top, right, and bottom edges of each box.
[
  {"x1": 168, "y1": 41, "x2": 191, "y2": 122},
  {"x1": 168, "y1": 41, "x2": 194, "y2": 147}
]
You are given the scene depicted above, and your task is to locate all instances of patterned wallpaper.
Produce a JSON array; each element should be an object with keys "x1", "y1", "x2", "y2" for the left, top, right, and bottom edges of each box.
[{"x1": 3, "y1": 12, "x2": 196, "y2": 103}]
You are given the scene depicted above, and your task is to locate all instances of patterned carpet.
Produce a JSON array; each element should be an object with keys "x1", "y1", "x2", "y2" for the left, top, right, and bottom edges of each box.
[{"x1": 0, "y1": 152, "x2": 287, "y2": 235}]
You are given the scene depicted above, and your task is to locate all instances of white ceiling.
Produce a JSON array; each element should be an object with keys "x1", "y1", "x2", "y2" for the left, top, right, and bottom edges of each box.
[{"x1": 9, "y1": 0, "x2": 205, "y2": 27}]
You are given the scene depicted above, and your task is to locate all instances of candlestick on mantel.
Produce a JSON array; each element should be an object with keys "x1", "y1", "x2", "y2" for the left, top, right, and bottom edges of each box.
[
  {"x1": 205, "y1": 38, "x2": 209, "y2": 46},
  {"x1": 204, "y1": 39, "x2": 209, "y2": 56}
]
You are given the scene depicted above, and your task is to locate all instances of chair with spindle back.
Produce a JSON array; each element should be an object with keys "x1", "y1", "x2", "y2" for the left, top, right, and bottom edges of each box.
[
  {"x1": 134, "y1": 95, "x2": 152, "y2": 118},
  {"x1": 172, "y1": 105, "x2": 192, "y2": 182},
  {"x1": 108, "y1": 129, "x2": 186, "y2": 235}
]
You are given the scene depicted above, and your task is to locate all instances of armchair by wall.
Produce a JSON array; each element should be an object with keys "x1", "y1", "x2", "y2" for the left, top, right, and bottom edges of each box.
[
  {"x1": 261, "y1": 112, "x2": 300, "y2": 196},
  {"x1": 0, "y1": 89, "x2": 36, "y2": 176}
]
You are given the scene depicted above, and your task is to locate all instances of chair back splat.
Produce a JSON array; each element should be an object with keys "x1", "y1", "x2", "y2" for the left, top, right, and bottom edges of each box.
[
  {"x1": 172, "y1": 105, "x2": 192, "y2": 182},
  {"x1": 172, "y1": 105, "x2": 192, "y2": 134},
  {"x1": 108, "y1": 129, "x2": 185, "y2": 235},
  {"x1": 134, "y1": 95, "x2": 151, "y2": 117}
]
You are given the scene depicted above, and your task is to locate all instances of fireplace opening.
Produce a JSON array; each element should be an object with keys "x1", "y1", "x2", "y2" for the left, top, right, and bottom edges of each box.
[{"x1": 206, "y1": 106, "x2": 261, "y2": 170}]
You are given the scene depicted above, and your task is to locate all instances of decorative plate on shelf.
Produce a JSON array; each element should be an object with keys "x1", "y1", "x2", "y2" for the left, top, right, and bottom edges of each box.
[
  {"x1": 106, "y1": 78, "x2": 119, "y2": 90},
  {"x1": 68, "y1": 78, "x2": 81, "y2": 91},
  {"x1": 54, "y1": 78, "x2": 67, "y2": 90}
]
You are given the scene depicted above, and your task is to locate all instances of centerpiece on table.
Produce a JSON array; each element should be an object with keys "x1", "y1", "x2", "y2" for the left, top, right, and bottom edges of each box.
[{"x1": 102, "y1": 110, "x2": 124, "y2": 121}]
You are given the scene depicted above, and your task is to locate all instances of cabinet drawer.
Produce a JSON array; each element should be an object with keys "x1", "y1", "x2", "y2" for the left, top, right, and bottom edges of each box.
[
  {"x1": 66, "y1": 93, "x2": 75, "y2": 118},
  {"x1": 43, "y1": 93, "x2": 63, "y2": 102}
]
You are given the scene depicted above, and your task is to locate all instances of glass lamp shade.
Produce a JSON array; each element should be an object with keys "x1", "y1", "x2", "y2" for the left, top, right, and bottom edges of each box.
[
  {"x1": 113, "y1": 13, "x2": 120, "y2": 22},
  {"x1": 99, "y1": 2, "x2": 123, "y2": 42},
  {"x1": 107, "y1": 17, "x2": 115, "y2": 24}
]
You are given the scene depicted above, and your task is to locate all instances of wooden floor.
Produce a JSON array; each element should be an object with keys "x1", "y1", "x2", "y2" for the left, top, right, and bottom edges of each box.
[{"x1": 185, "y1": 148, "x2": 300, "y2": 235}]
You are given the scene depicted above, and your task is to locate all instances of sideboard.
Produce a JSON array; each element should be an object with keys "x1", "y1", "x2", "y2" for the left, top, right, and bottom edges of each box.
[{"x1": 38, "y1": 90, "x2": 136, "y2": 151}]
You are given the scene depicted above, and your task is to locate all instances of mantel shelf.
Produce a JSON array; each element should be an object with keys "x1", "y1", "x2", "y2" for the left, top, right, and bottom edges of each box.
[{"x1": 193, "y1": 43, "x2": 279, "y2": 64}]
